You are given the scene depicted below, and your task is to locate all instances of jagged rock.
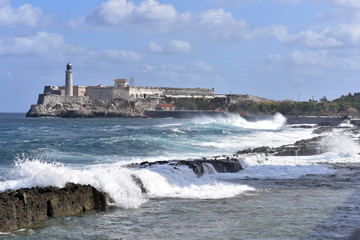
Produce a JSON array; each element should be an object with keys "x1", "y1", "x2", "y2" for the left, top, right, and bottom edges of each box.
[
  {"x1": 312, "y1": 126, "x2": 334, "y2": 134},
  {"x1": 236, "y1": 148, "x2": 253, "y2": 154},
  {"x1": 131, "y1": 175, "x2": 148, "y2": 194},
  {"x1": 237, "y1": 146, "x2": 274, "y2": 155},
  {"x1": 0, "y1": 183, "x2": 106, "y2": 232},
  {"x1": 129, "y1": 158, "x2": 243, "y2": 177},
  {"x1": 236, "y1": 136, "x2": 326, "y2": 157},
  {"x1": 291, "y1": 125, "x2": 314, "y2": 129},
  {"x1": 26, "y1": 98, "x2": 153, "y2": 118}
]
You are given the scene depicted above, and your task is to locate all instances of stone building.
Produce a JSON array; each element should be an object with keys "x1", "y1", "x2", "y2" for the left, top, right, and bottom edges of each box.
[{"x1": 36, "y1": 63, "x2": 215, "y2": 105}]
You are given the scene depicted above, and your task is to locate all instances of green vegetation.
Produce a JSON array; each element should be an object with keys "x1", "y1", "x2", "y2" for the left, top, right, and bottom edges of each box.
[
  {"x1": 229, "y1": 93, "x2": 360, "y2": 116},
  {"x1": 162, "y1": 92, "x2": 360, "y2": 116},
  {"x1": 164, "y1": 97, "x2": 226, "y2": 111}
]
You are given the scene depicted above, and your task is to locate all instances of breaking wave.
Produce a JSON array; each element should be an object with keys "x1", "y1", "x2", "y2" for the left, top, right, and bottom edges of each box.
[
  {"x1": 192, "y1": 112, "x2": 287, "y2": 130},
  {"x1": 0, "y1": 157, "x2": 254, "y2": 209}
]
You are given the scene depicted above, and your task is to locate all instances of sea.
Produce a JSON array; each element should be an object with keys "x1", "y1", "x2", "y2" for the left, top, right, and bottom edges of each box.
[{"x1": 1, "y1": 112, "x2": 360, "y2": 240}]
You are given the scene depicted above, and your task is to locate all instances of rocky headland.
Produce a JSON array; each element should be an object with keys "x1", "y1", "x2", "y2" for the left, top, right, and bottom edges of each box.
[{"x1": 26, "y1": 98, "x2": 153, "y2": 118}]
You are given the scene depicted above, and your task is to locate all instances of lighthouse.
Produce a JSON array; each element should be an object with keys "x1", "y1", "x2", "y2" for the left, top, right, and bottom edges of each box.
[{"x1": 65, "y1": 62, "x2": 73, "y2": 96}]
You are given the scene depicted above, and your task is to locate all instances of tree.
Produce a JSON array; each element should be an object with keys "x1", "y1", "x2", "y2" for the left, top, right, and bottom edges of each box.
[{"x1": 320, "y1": 96, "x2": 328, "y2": 103}]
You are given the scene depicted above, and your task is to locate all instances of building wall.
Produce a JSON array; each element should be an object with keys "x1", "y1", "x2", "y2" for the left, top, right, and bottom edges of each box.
[
  {"x1": 162, "y1": 87, "x2": 214, "y2": 97},
  {"x1": 85, "y1": 87, "x2": 114, "y2": 100},
  {"x1": 73, "y1": 86, "x2": 87, "y2": 96},
  {"x1": 129, "y1": 87, "x2": 214, "y2": 99},
  {"x1": 129, "y1": 87, "x2": 163, "y2": 99},
  {"x1": 113, "y1": 88, "x2": 130, "y2": 99},
  {"x1": 38, "y1": 94, "x2": 89, "y2": 105}
]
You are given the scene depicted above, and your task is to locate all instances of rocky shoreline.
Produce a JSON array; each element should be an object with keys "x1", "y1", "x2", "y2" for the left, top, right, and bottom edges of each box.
[
  {"x1": 26, "y1": 98, "x2": 152, "y2": 118},
  {"x1": 1, "y1": 123, "x2": 358, "y2": 232}
]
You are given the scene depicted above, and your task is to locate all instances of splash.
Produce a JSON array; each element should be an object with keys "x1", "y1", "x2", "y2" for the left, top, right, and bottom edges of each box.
[
  {"x1": 320, "y1": 133, "x2": 360, "y2": 158},
  {"x1": 193, "y1": 113, "x2": 287, "y2": 130},
  {"x1": 1, "y1": 157, "x2": 254, "y2": 208}
]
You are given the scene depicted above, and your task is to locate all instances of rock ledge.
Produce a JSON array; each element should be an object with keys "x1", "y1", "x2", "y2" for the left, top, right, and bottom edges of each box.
[{"x1": 0, "y1": 183, "x2": 106, "y2": 232}]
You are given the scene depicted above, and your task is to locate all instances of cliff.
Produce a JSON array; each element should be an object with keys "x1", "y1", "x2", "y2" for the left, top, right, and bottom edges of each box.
[{"x1": 26, "y1": 96, "x2": 156, "y2": 118}]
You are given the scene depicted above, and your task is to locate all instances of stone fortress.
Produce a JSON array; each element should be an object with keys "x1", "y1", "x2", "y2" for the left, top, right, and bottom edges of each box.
[
  {"x1": 27, "y1": 62, "x2": 271, "y2": 117},
  {"x1": 37, "y1": 62, "x2": 215, "y2": 107}
]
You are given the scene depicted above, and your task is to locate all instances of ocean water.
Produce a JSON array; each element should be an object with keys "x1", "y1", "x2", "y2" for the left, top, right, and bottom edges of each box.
[{"x1": 1, "y1": 113, "x2": 360, "y2": 239}]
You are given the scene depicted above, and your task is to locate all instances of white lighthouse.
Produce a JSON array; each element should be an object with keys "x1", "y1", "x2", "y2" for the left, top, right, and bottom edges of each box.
[{"x1": 65, "y1": 62, "x2": 73, "y2": 96}]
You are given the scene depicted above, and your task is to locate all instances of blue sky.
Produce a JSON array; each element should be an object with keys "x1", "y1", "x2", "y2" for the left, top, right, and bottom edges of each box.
[{"x1": 1, "y1": 0, "x2": 360, "y2": 112}]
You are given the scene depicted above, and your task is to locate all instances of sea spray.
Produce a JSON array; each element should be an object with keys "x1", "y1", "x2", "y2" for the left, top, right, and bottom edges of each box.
[
  {"x1": 1, "y1": 157, "x2": 255, "y2": 208},
  {"x1": 192, "y1": 112, "x2": 287, "y2": 130}
]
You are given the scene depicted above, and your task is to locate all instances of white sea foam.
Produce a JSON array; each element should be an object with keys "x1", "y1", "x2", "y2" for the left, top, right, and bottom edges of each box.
[
  {"x1": 1, "y1": 158, "x2": 254, "y2": 208},
  {"x1": 338, "y1": 120, "x2": 354, "y2": 128},
  {"x1": 193, "y1": 113, "x2": 287, "y2": 130}
]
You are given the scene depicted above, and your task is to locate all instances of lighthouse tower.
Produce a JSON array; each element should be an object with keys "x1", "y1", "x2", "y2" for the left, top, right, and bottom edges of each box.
[{"x1": 65, "y1": 62, "x2": 73, "y2": 96}]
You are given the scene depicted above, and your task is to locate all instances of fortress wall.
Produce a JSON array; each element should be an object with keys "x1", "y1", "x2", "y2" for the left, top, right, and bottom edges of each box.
[
  {"x1": 113, "y1": 88, "x2": 130, "y2": 100},
  {"x1": 129, "y1": 87, "x2": 163, "y2": 98},
  {"x1": 162, "y1": 87, "x2": 214, "y2": 97},
  {"x1": 40, "y1": 95, "x2": 89, "y2": 105},
  {"x1": 85, "y1": 87, "x2": 114, "y2": 100},
  {"x1": 73, "y1": 86, "x2": 87, "y2": 96},
  {"x1": 129, "y1": 87, "x2": 214, "y2": 98}
]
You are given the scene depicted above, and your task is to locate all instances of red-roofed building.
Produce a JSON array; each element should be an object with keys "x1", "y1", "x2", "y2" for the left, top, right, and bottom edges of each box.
[{"x1": 156, "y1": 104, "x2": 176, "y2": 111}]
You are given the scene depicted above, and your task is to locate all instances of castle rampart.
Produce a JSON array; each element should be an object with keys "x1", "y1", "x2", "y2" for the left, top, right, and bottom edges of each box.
[
  {"x1": 38, "y1": 94, "x2": 89, "y2": 106},
  {"x1": 85, "y1": 86, "x2": 114, "y2": 100}
]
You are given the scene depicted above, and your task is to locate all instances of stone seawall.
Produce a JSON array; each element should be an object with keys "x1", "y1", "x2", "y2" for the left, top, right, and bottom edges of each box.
[
  {"x1": 285, "y1": 116, "x2": 345, "y2": 126},
  {"x1": 38, "y1": 94, "x2": 89, "y2": 106},
  {"x1": 145, "y1": 110, "x2": 227, "y2": 118},
  {"x1": 0, "y1": 183, "x2": 106, "y2": 232}
]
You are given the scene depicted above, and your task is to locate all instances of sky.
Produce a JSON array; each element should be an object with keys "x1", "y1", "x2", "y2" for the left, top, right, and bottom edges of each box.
[{"x1": 1, "y1": 0, "x2": 360, "y2": 112}]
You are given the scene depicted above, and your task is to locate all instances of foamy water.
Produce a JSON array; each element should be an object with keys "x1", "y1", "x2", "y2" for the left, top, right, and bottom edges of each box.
[{"x1": 1, "y1": 113, "x2": 360, "y2": 239}]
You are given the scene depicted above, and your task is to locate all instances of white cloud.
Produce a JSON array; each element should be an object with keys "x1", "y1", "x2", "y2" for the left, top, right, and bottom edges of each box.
[
  {"x1": 133, "y1": 0, "x2": 176, "y2": 22},
  {"x1": 323, "y1": 24, "x2": 360, "y2": 45},
  {"x1": 0, "y1": 32, "x2": 141, "y2": 62},
  {"x1": 167, "y1": 40, "x2": 191, "y2": 53},
  {"x1": 0, "y1": 1, "x2": 43, "y2": 27},
  {"x1": 72, "y1": 0, "x2": 360, "y2": 50},
  {"x1": 89, "y1": 49, "x2": 141, "y2": 61},
  {"x1": 268, "y1": 25, "x2": 343, "y2": 48},
  {"x1": 206, "y1": 0, "x2": 262, "y2": 7},
  {"x1": 268, "y1": 54, "x2": 282, "y2": 63},
  {"x1": 147, "y1": 41, "x2": 163, "y2": 53},
  {"x1": 289, "y1": 49, "x2": 360, "y2": 70},
  {"x1": 199, "y1": 8, "x2": 254, "y2": 40},
  {"x1": 276, "y1": 0, "x2": 299, "y2": 5},
  {"x1": 148, "y1": 40, "x2": 191, "y2": 54},
  {"x1": 0, "y1": 32, "x2": 65, "y2": 58},
  {"x1": 329, "y1": 0, "x2": 360, "y2": 8},
  {"x1": 189, "y1": 61, "x2": 214, "y2": 72},
  {"x1": 143, "y1": 61, "x2": 213, "y2": 73},
  {"x1": 290, "y1": 50, "x2": 329, "y2": 66},
  {"x1": 86, "y1": 0, "x2": 176, "y2": 28}
]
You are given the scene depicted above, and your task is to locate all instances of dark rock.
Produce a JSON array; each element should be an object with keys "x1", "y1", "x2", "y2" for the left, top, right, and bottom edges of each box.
[
  {"x1": 274, "y1": 136, "x2": 325, "y2": 156},
  {"x1": 253, "y1": 146, "x2": 274, "y2": 154},
  {"x1": 312, "y1": 127, "x2": 334, "y2": 134},
  {"x1": 318, "y1": 122, "x2": 332, "y2": 126},
  {"x1": 129, "y1": 158, "x2": 243, "y2": 177},
  {"x1": 236, "y1": 136, "x2": 326, "y2": 157},
  {"x1": 0, "y1": 183, "x2": 106, "y2": 232},
  {"x1": 131, "y1": 175, "x2": 148, "y2": 194},
  {"x1": 236, "y1": 148, "x2": 253, "y2": 154},
  {"x1": 291, "y1": 125, "x2": 314, "y2": 129}
]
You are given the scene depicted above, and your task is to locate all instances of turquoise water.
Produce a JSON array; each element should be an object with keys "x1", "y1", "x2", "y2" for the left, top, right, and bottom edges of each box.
[{"x1": 1, "y1": 113, "x2": 360, "y2": 239}]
